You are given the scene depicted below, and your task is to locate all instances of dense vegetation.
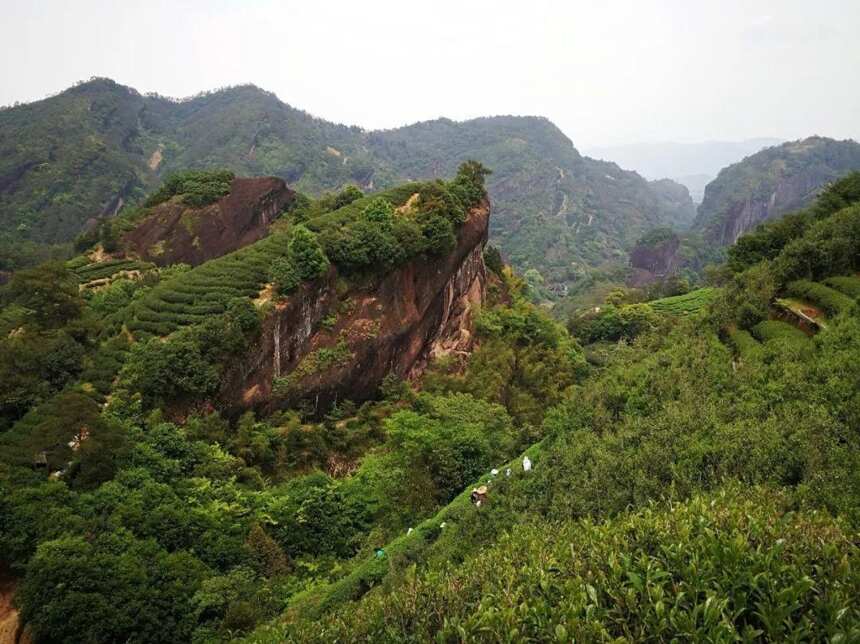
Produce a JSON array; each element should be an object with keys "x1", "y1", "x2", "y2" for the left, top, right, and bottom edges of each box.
[
  {"x1": 693, "y1": 136, "x2": 860, "y2": 244},
  {"x1": 144, "y1": 169, "x2": 235, "y2": 208},
  {"x1": 0, "y1": 79, "x2": 692, "y2": 298},
  {"x1": 237, "y1": 175, "x2": 860, "y2": 642},
  {"x1": 2, "y1": 139, "x2": 860, "y2": 642},
  {"x1": 0, "y1": 207, "x2": 591, "y2": 642}
]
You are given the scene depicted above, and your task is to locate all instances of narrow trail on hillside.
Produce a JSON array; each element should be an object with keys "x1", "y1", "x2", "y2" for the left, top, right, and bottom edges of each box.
[{"x1": 0, "y1": 567, "x2": 21, "y2": 644}]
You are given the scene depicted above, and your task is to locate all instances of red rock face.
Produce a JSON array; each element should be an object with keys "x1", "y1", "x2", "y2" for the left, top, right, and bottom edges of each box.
[
  {"x1": 122, "y1": 177, "x2": 294, "y2": 266},
  {"x1": 628, "y1": 235, "x2": 681, "y2": 287},
  {"x1": 219, "y1": 199, "x2": 491, "y2": 417}
]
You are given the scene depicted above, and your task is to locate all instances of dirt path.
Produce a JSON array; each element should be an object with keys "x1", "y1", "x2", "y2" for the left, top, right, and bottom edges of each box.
[{"x1": 0, "y1": 567, "x2": 20, "y2": 644}]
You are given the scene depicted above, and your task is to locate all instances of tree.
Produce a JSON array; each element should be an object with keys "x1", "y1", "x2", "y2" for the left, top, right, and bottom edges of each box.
[
  {"x1": 419, "y1": 215, "x2": 455, "y2": 255},
  {"x1": 483, "y1": 245, "x2": 504, "y2": 275},
  {"x1": 8, "y1": 261, "x2": 83, "y2": 328},
  {"x1": 269, "y1": 257, "x2": 300, "y2": 295},
  {"x1": 288, "y1": 226, "x2": 329, "y2": 281},
  {"x1": 363, "y1": 197, "x2": 395, "y2": 224},
  {"x1": 18, "y1": 532, "x2": 209, "y2": 644},
  {"x1": 245, "y1": 523, "x2": 290, "y2": 577},
  {"x1": 331, "y1": 185, "x2": 364, "y2": 210},
  {"x1": 121, "y1": 332, "x2": 219, "y2": 407}
]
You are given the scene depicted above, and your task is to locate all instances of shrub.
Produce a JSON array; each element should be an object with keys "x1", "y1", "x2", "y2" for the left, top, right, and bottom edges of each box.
[
  {"x1": 786, "y1": 279, "x2": 856, "y2": 316},
  {"x1": 483, "y1": 245, "x2": 504, "y2": 275},
  {"x1": 269, "y1": 258, "x2": 300, "y2": 295},
  {"x1": 281, "y1": 488, "x2": 860, "y2": 643},
  {"x1": 144, "y1": 170, "x2": 235, "y2": 208},
  {"x1": 417, "y1": 182, "x2": 465, "y2": 226},
  {"x1": 750, "y1": 320, "x2": 810, "y2": 346},
  {"x1": 569, "y1": 304, "x2": 658, "y2": 343},
  {"x1": 823, "y1": 275, "x2": 860, "y2": 298},
  {"x1": 288, "y1": 226, "x2": 329, "y2": 281},
  {"x1": 727, "y1": 327, "x2": 761, "y2": 357},
  {"x1": 648, "y1": 287, "x2": 717, "y2": 314},
  {"x1": 419, "y1": 214, "x2": 455, "y2": 255}
]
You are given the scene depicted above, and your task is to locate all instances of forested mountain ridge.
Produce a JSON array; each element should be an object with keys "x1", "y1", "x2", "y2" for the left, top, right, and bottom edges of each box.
[
  {"x1": 367, "y1": 116, "x2": 696, "y2": 294},
  {"x1": 693, "y1": 136, "x2": 860, "y2": 245},
  {"x1": 0, "y1": 78, "x2": 692, "y2": 294},
  {"x1": 1, "y1": 148, "x2": 860, "y2": 641}
]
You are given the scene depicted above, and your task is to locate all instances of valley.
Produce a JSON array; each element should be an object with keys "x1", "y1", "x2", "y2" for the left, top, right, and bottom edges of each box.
[
  {"x1": 1, "y1": 142, "x2": 859, "y2": 641},
  {"x1": 1, "y1": 29, "x2": 860, "y2": 641}
]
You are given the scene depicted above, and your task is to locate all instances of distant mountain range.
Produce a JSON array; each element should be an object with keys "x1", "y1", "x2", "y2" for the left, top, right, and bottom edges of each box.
[
  {"x1": 0, "y1": 78, "x2": 694, "y2": 292},
  {"x1": 692, "y1": 136, "x2": 860, "y2": 244},
  {"x1": 586, "y1": 139, "x2": 783, "y2": 202}
]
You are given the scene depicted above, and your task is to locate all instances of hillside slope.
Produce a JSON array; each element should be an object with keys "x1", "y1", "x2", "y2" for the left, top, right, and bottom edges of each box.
[
  {"x1": 245, "y1": 174, "x2": 860, "y2": 642},
  {"x1": 0, "y1": 79, "x2": 691, "y2": 294},
  {"x1": 693, "y1": 136, "x2": 860, "y2": 245},
  {"x1": 2, "y1": 169, "x2": 860, "y2": 642}
]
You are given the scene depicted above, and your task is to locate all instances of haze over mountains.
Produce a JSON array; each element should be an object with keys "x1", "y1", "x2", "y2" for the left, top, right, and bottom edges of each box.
[{"x1": 586, "y1": 138, "x2": 783, "y2": 202}]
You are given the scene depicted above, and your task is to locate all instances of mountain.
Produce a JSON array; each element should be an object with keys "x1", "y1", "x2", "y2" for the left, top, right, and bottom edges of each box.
[
  {"x1": 692, "y1": 136, "x2": 860, "y2": 245},
  {"x1": 365, "y1": 116, "x2": 696, "y2": 294},
  {"x1": 586, "y1": 138, "x2": 782, "y2": 202},
  {"x1": 2, "y1": 141, "x2": 860, "y2": 641},
  {"x1": 0, "y1": 78, "x2": 691, "y2": 294}
]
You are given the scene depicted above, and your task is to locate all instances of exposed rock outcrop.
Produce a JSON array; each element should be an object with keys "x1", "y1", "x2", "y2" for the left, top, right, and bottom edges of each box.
[
  {"x1": 693, "y1": 137, "x2": 860, "y2": 245},
  {"x1": 122, "y1": 177, "x2": 295, "y2": 266},
  {"x1": 628, "y1": 232, "x2": 681, "y2": 287},
  {"x1": 0, "y1": 567, "x2": 23, "y2": 644},
  {"x1": 220, "y1": 199, "x2": 490, "y2": 415}
]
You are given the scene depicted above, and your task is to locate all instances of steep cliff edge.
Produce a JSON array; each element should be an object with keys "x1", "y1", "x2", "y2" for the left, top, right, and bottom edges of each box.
[
  {"x1": 121, "y1": 176, "x2": 295, "y2": 266},
  {"x1": 693, "y1": 137, "x2": 860, "y2": 245},
  {"x1": 628, "y1": 229, "x2": 681, "y2": 287},
  {"x1": 221, "y1": 199, "x2": 489, "y2": 415}
]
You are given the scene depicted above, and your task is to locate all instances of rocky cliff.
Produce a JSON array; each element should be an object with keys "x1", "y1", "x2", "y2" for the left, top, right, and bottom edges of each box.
[
  {"x1": 693, "y1": 137, "x2": 860, "y2": 245},
  {"x1": 220, "y1": 199, "x2": 490, "y2": 415},
  {"x1": 121, "y1": 177, "x2": 295, "y2": 266},
  {"x1": 628, "y1": 230, "x2": 681, "y2": 287}
]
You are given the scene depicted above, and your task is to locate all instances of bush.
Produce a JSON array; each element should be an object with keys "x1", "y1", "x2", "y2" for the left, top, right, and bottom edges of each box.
[
  {"x1": 483, "y1": 245, "x2": 504, "y2": 275},
  {"x1": 786, "y1": 279, "x2": 856, "y2": 316},
  {"x1": 419, "y1": 214, "x2": 455, "y2": 255},
  {"x1": 648, "y1": 287, "x2": 717, "y2": 314},
  {"x1": 281, "y1": 488, "x2": 860, "y2": 643},
  {"x1": 727, "y1": 327, "x2": 761, "y2": 357},
  {"x1": 144, "y1": 170, "x2": 235, "y2": 208},
  {"x1": 750, "y1": 320, "x2": 810, "y2": 346},
  {"x1": 288, "y1": 226, "x2": 329, "y2": 281},
  {"x1": 569, "y1": 304, "x2": 658, "y2": 343},
  {"x1": 269, "y1": 257, "x2": 300, "y2": 295},
  {"x1": 823, "y1": 275, "x2": 860, "y2": 298}
]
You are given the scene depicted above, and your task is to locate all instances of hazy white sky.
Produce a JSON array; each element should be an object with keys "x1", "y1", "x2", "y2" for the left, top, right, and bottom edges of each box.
[{"x1": 1, "y1": 0, "x2": 858, "y2": 147}]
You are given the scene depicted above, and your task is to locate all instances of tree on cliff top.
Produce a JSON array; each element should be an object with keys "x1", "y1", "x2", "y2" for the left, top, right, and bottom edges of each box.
[{"x1": 288, "y1": 226, "x2": 329, "y2": 281}]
